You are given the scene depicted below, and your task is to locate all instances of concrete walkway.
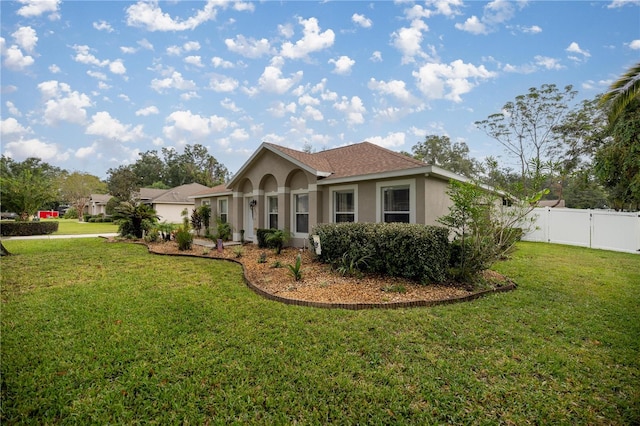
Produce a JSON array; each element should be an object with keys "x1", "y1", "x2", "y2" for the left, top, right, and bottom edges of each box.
[{"x1": 2, "y1": 233, "x2": 119, "y2": 240}]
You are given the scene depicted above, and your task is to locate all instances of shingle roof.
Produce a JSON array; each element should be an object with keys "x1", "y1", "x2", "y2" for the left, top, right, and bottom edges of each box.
[
  {"x1": 190, "y1": 184, "x2": 231, "y2": 198},
  {"x1": 151, "y1": 183, "x2": 210, "y2": 204},
  {"x1": 90, "y1": 194, "x2": 112, "y2": 204},
  {"x1": 267, "y1": 141, "x2": 428, "y2": 181}
]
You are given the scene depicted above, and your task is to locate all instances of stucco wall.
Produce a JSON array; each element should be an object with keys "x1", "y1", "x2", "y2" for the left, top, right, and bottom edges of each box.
[{"x1": 155, "y1": 203, "x2": 192, "y2": 223}]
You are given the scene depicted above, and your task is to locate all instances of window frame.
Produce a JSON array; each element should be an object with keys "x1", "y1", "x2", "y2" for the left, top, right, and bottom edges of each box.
[
  {"x1": 266, "y1": 193, "x2": 279, "y2": 229},
  {"x1": 376, "y1": 179, "x2": 416, "y2": 224},
  {"x1": 217, "y1": 197, "x2": 228, "y2": 224},
  {"x1": 329, "y1": 184, "x2": 358, "y2": 223},
  {"x1": 291, "y1": 190, "x2": 309, "y2": 236}
]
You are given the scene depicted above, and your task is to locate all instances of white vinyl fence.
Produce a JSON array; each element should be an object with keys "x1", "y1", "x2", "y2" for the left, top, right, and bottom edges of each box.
[{"x1": 522, "y1": 208, "x2": 640, "y2": 254}]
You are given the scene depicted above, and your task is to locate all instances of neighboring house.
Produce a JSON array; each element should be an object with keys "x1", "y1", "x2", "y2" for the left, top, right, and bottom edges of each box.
[
  {"x1": 537, "y1": 199, "x2": 566, "y2": 208},
  {"x1": 139, "y1": 183, "x2": 209, "y2": 223},
  {"x1": 87, "y1": 194, "x2": 112, "y2": 216},
  {"x1": 191, "y1": 141, "x2": 476, "y2": 247}
]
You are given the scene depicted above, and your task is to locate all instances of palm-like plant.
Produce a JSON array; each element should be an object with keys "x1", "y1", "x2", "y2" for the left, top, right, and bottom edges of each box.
[
  {"x1": 601, "y1": 61, "x2": 640, "y2": 124},
  {"x1": 113, "y1": 201, "x2": 159, "y2": 238}
]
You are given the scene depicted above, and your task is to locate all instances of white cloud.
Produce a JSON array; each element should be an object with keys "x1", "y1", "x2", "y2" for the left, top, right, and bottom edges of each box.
[
  {"x1": 75, "y1": 142, "x2": 99, "y2": 159},
  {"x1": 184, "y1": 55, "x2": 203, "y2": 67},
  {"x1": 12, "y1": 26, "x2": 38, "y2": 53},
  {"x1": 221, "y1": 98, "x2": 242, "y2": 112},
  {"x1": 522, "y1": 25, "x2": 542, "y2": 34},
  {"x1": 630, "y1": 39, "x2": 640, "y2": 49},
  {"x1": 183, "y1": 41, "x2": 200, "y2": 52},
  {"x1": 109, "y1": 59, "x2": 126, "y2": 75},
  {"x1": 72, "y1": 44, "x2": 109, "y2": 66},
  {"x1": 455, "y1": 16, "x2": 487, "y2": 35},
  {"x1": 16, "y1": 0, "x2": 60, "y2": 18},
  {"x1": 209, "y1": 74, "x2": 239, "y2": 92},
  {"x1": 225, "y1": 35, "x2": 272, "y2": 58},
  {"x1": 150, "y1": 71, "x2": 196, "y2": 92},
  {"x1": 302, "y1": 105, "x2": 324, "y2": 121},
  {"x1": 368, "y1": 78, "x2": 417, "y2": 104},
  {"x1": 280, "y1": 17, "x2": 335, "y2": 59},
  {"x1": 268, "y1": 101, "x2": 297, "y2": 117},
  {"x1": 352, "y1": 13, "x2": 372, "y2": 28},
  {"x1": 162, "y1": 110, "x2": 230, "y2": 142},
  {"x1": 180, "y1": 91, "x2": 200, "y2": 101},
  {"x1": 1, "y1": 43, "x2": 34, "y2": 70},
  {"x1": 366, "y1": 132, "x2": 406, "y2": 149},
  {"x1": 230, "y1": 128, "x2": 250, "y2": 141},
  {"x1": 608, "y1": 0, "x2": 640, "y2": 8},
  {"x1": 6, "y1": 101, "x2": 21, "y2": 116},
  {"x1": 370, "y1": 51, "x2": 383, "y2": 62},
  {"x1": 566, "y1": 42, "x2": 591, "y2": 60},
  {"x1": 456, "y1": 0, "x2": 525, "y2": 35},
  {"x1": 534, "y1": 55, "x2": 565, "y2": 70},
  {"x1": 257, "y1": 57, "x2": 303, "y2": 94},
  {"x1": 413, "y1": 60, "x2": 497, "y2": 102},
  {"x1": 135, "y1": 106, "x2": 159, "y2": 116},
  {"x1": 391, "y1": 19, "x2": 430, "y2": 63},
  {"x1": 93, "y1": 20, "x2": 114, "y2": 32},
  {"x1": 38, "y1": 80, "x2": 92, "y2": 125},
  {"x1": 86, "y1": 111, "x2": 144, "y2": 142},
  {"x1": 278, "y1": 23, "x2": 294, "y2": 38},
  {"x1": 126, "y1": 0, "x2": 219, "y2": 31},
  {"x1": 121, "y1": 46, "x2": 137, "y2": 54},
  {"x1": 428, "y1": 0, "x2": 464, "y2": 17},
  {"x1": 49, "y1": 64, "x2": 61, "y2": 73},
  {"x1": 328, "y1": 55, "x2": 355, "y2": 75},
  {"x1": 212, "y1": 56, "x2": 234, "y2": 68},
  {"x1": 333, "y1": 96, "x2": 366, "y2": 125},
  {"x1": 166, "y1": 45, "x2": 182, "y2": 56},
  {"x1": 0, "y1": 117, "x2": 30, "y2": 136},
  {"x1": 3, "y1": 138, "x2": 67, "y2": 162},
  {"x1": 87, "y1": 70, "x2": 107, "y2": 80}
]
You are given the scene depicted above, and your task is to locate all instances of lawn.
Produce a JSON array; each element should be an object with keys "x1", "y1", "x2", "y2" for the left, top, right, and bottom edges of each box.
[
  {"x1": 49, "y1": 218, "x2": 119, "y2": 235},
  {"x1": 1, "y1": 239, "x2": 638, "y2": 424}
]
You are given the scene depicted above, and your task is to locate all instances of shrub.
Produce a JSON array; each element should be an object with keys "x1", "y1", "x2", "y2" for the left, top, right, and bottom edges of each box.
[
  {"x1": 311, "y1": 222, "x2": 449, "y2": 284},
  {"x1": 63, "y1": 207, "x2": 78, "y2": 219},
  {"x1": 287, "y1": 254, "x2": 303, "y2": 281},
  {"x1": 175, "y1": 228, "x2": 193, "y2": 251},
  {"x1": 265, "y1": 229, "x2": 290, "y2": 254},
  {"x1": 144, "y1": 228, "x2": 160, "y2": 243},
  {"x1": 113, "y1": 202, "x2": 159, "y2": 239},
  {"x1": 216, "y1": 217, "x2": 232, "y2": 241},
  {"x1": 0, "y1": 221, "x2": 59, "y2": 236}
]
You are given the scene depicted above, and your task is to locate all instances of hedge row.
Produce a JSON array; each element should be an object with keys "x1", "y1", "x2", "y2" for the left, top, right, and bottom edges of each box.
[
  {"x1": 0, "y1": 221, "x2": 59, "y2": 236},
  {"x1": 311, "y1": 222, "x2": 450, "y2": 284}
]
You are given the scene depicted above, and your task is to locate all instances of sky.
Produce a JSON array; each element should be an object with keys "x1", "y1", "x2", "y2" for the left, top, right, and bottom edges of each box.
[{"x1": 1, "y1": 0, "x2": 638, "y2": 180}]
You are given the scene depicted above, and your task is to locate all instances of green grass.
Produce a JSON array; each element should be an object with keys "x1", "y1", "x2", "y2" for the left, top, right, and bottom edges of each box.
[
  {"x1": 1, "y1": 240, "x2": 638, "y2": 424},
  {"x1": 49, "y1": 218, "x2": 118, "y2": 235}
]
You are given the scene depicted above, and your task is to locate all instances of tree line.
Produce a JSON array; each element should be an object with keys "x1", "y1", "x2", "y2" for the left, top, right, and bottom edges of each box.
[
  {"x1": 402, "y1": 65, "x2": 639, "y2": 211},
  {"x1": 2, "y1": 63, "x2": 638, "y2": 220},
  {"x1": 0, "y1": 144, "x2": 229, "y2": 220}
]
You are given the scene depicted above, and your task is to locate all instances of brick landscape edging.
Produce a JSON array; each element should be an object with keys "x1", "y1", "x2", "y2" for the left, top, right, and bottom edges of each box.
[{"x1": 143, "y1": 244, "x2": 517, "y2": 310}]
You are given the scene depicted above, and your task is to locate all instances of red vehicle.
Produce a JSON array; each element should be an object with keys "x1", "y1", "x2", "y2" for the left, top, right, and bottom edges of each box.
[{"x1": 37, "y1": 211, "x2": 59, "y2": 219}]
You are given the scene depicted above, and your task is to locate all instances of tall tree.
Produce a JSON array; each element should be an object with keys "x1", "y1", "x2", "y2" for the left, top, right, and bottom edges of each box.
[
  {"x1": 594, "y1": 98, "x2": 640, "y2": 210},
  {"x1": 600, "y1": 61, "x2": 640, "y2": 125},
  {"x1": 131, "y1": 150, "x2": 165, "y2": 187},
  {"x1": 161, "y1": 144, "x2": 229, "y2": 187},
  {"x1": 0, "y1": 156, "x2": 61, "y2": 220},
  {"x1": 107, "y1": 165, "x2": 139, "y2": 201},
  {"x1": 59, "y1": 172, "x2": 107, "y2": 221},
  {"x1": 409, "y1": 135, "x2": 481, "y2": 178},
  {"x1": 475, "y1": 84, "x2": 577, "y2": 197}
]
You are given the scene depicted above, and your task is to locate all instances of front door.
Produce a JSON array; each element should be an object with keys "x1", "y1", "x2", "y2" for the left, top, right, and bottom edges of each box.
[{"x1": 244, "y1": 196, "x2": 255, "y2": 241}]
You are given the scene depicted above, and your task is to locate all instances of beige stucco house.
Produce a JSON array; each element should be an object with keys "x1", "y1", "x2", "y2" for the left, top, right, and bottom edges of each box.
[
  {"x1": 191, "y1": 141, "x2": 473, "y2": 247},
  {"x1": 139, "y1": 183, "x2": 209, "y2": 223}
]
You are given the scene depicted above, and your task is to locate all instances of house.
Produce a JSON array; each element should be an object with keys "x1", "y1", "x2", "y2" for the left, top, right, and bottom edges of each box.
[
  {"x1": 191, "y1": 141, "x2": 473, "y2": 247},
  {"x1": 138, "y1": 183, "x2": 209, "y2": 223},
  {"x1": 87, "y1": 194, "x2": 112, "y2": 216}
]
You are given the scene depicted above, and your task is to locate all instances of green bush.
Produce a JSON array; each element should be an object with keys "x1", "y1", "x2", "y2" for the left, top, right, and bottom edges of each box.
[
  {"x1": 216, "y1": 218, "x2": 231, "y2": 241},
  {"x1": 311, "y1": 222, "x2": 450, "y2": 284},
  {"x1": 257, "y1": 228, "x2": 274, "y2": 248},
  {"x1": 175, "y1": 228, "x2": 193, "y2": 251},
  {"x1": 0, "y1": 221, "x2": 59, "y2": 236},
  {"x1": 63, "y1": 207, "x2": 78, "y2": 219}
]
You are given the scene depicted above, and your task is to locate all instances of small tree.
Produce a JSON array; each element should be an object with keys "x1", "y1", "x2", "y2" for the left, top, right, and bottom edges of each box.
[
  {"x1": 113, "y1": 202, "x2": 159, "y2": 238},
  {"x1": 437, "y1": 180, "x2": 543, "y2": 282},
  {"x1": 190, "y1": 208, "x2": 203, "y2": 236}
]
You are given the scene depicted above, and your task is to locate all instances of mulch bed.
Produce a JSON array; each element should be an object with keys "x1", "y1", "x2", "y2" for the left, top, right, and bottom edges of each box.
[{"x1": 114, "y1": 238, "x2": 516, "y2": 309}]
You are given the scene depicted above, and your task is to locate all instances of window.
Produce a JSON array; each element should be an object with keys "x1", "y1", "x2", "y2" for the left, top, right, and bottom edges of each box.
[
  {"x1": 294, "y1": 193, "x2": 309, "y2": 234},
  {"x1": 202, "y1": 200, "x2": 211, "y2": 206},
  {"x1": 334, "y1": 190, "x2": 355, "y2": 223},
  {"x1": 267, "y1": 195, "x2": 278, "y2": 229},
  {"x1": 382, "y1": 186, "x2": 410, "y2": 223},
  {"x1": 218, "y1": 198, "x2": 228, "y2": 223}
]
